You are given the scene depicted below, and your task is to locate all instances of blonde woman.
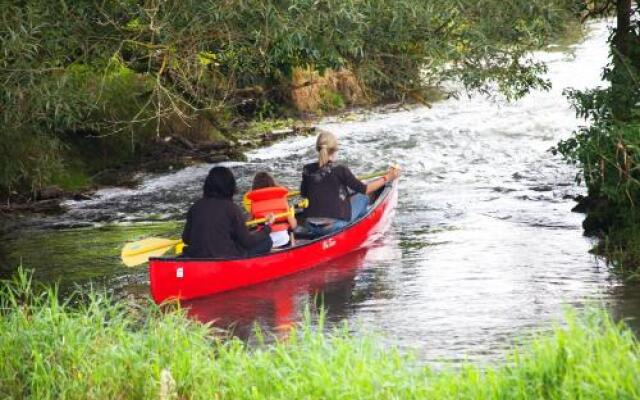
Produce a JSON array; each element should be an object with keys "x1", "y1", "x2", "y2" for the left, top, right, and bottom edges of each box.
[{"x1": 300, "y1": 130, "x2": 400, "y2": 236}]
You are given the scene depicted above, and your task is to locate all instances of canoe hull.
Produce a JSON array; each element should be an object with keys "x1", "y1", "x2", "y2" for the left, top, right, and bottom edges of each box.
[{"x1": 149, "y1": 181, "x2": 397, "y2": 303}]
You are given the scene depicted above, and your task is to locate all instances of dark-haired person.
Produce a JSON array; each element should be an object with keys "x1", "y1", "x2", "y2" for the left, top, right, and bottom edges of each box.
[
  {"x1": 181, "y1": 166, "x2": 274, "y2": 258},
  {"x1": 301, "y1": 130, "x2": 400, "y2": 236}
]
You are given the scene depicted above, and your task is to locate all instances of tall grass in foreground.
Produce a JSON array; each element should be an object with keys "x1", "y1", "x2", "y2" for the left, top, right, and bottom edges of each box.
[{"x1": 1, "y1": 271, "x2": 639, "y2": 399}]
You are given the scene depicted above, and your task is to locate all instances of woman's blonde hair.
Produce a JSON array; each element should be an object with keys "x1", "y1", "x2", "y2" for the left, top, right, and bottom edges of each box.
[{"x1": 316, "y1": 130, "x2": 338, "y2": 168}]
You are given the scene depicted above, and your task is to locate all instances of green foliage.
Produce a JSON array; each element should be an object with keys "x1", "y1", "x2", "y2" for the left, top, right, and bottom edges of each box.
[
  {"x1": 243, "y1": 118, "x2": 297, "y2": 138},
  {"x1": 319, "y1": 89, "x2": 346, "y2": 112},
  {"x1": 447, "y1": 0, "x2": 583, "y2": 99},
  {"x1": 558, "y1": 121, "x2": 640, "y2": 204},
  {"x1": 0, "y1": 131, "x2": 64, "y2": 194},
  {"x1": 557, "y1": 4, "x2": 640, "y2": 276},
  {"x1": 599, "y1": 223, "x2": 640, "y2": 280},
  {"x1": 459, "y1": 0, "x2": 583, "y2": 45},
  {"x1": 49, "y1": 168, "x2": 92, "y2": 193},
  {"x1": 0, "y1": 0, "x2": 583, "y2": 195},
  {"x1": 1, "y1": 270, "x2": 639, "y2": 399}
]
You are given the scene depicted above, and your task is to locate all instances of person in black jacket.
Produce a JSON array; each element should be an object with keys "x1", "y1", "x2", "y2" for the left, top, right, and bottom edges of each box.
[
  {"x1": 301, "y1": 130, "x2": 399, "y2": 236},
  {"x1": 182, "y1": 167, "x2": 274, "y2": 258}
]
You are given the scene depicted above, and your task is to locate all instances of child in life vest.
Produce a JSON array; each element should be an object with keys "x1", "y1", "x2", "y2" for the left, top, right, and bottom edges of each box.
[{"x1": 248, "y1": 172, "x2": 298, "y2": 248}]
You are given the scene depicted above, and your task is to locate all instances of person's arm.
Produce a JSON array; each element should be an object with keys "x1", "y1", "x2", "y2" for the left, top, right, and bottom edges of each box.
[
  {"x1": 300, "y1": 170, "x2": 308, "y2": 198},
  {"x1": 287, "y1": 212, "x2": 298, "y2": 229},
  {"x1": 340, "y1": 166, "x2": 368, "y2": 194},
  {"x1": 232, "y1": 206, "x2": 272, "y2": 249},
  {"x1": 365, "y1": 167, "x2": 400, "y2": 194}
]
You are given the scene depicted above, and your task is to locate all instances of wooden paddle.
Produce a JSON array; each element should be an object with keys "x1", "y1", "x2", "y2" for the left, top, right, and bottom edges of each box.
[{"x1": 120, "y1": 209, "x2": 293, "y2": 267}]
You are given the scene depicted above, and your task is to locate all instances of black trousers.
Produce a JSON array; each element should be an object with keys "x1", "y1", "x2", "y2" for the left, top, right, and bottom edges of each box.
[{"x1": 246, "y1": 236, "x2": 273, "y2": 256}]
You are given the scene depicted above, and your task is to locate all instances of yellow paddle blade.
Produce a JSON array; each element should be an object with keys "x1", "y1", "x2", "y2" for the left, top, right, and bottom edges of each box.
[
  {"x1": 120, "y1": 237, "x2": 182, "y2": 267},
  {"x1": 122, "y1": 237, "x2": 182, "y2": 257},
  {"x1": 121, "y1": 246, "x2": 174, "y2": 267},
  {"x1": 120, "y1": 209, "x2": 292, "y2": 267},
  {"x1": 175, "y1": 242, "x2": 185, "y2": 255}
]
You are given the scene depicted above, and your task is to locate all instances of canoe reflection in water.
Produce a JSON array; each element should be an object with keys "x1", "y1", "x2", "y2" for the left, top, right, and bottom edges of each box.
[{"x1": 183, "y1": 248, "x2": 369, "y2": 339}]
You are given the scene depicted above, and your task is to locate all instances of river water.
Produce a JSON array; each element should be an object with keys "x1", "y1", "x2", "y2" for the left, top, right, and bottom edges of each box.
[{"x1": 2, "y1": 20, "x2": 639, "y2": 363}]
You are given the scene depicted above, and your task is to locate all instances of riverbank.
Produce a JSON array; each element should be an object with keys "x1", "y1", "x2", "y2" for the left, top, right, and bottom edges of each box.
[
  {"x1": 0, "y1": 101, "x2": 416, "y2": 218},
  {"x1": 1, "y1": 271, "x2": 638, "y2": 399},
  {"x1": 0, "y1": 118, "x2": 318, "y2": 216},
  {"x1": 0, "y1": 0, "x2": 583, "y2": 204},
  {"x1": 556, "y1": 6, "x2": 640, "y2": 280}
]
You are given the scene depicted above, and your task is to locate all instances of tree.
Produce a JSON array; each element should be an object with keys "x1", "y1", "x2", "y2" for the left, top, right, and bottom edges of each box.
[
  {"x1": 557, "y1": 1, "x2": 640, "y2": 276},
  {"x1": 0, "y1": 0, "x2": 583, "y2": 195}
]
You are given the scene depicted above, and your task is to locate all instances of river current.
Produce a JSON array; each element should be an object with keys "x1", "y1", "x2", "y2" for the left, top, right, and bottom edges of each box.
[{"x1": 3, "y1": 20, "x2": 639, "y2": 363}]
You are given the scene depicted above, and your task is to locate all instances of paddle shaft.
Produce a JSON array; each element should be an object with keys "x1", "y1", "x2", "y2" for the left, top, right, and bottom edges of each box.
[{"x1": 245, "y1": 209, "x2": 293, "y2": 227}]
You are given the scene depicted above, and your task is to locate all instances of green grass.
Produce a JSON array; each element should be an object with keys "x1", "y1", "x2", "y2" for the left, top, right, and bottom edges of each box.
[
  {"x1": 241, "y1": 118, "x2": 298, "y2": 138},
  {"x1": 50, "y1": 168, "x2": 93, "y2": 192},
  {"x1": 596, "y1": 223, "x2": 640, "y2": 282},
  {"x1": 1, "y1": 270, "x2": 639, "y2": 399},
  {"x1": 319, "y1": 89, "x2": 346, "y2": 112}
]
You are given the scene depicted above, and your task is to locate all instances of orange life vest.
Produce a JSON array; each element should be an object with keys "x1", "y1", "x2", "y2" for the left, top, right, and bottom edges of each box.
[{"x1": 246, "y1": 186, "x2": 290, "y2": 232}]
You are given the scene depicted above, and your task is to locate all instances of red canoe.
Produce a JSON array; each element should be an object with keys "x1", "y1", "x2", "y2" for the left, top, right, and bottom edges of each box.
[{"x1": 149, "y1": 181, "x2": 398, "y2": 303}]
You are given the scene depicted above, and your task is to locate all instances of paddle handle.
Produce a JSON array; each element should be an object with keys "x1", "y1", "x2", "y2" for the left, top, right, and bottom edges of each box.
[{"x1": 245, "y1": 209, "x2": 294, "y2": 227}]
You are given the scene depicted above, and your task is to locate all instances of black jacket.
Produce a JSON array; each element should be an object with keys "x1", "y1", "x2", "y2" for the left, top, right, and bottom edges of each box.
[
  {"x1": 182, "y1": 197, "x2": 271, "y2": 258},
  {"x1": 300, "y1": 162, "x2": 367, "y2": 221}
]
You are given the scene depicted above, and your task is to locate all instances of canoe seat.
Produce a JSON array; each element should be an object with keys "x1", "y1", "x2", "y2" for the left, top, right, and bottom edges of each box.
[{"x1": 293, "y1": 225, "x2": 317, "y2": 240}]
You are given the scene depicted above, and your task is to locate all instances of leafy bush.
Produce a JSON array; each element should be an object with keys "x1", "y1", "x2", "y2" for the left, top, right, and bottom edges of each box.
[
  {"x1": 557, "y1": 4, "x2": 640, "y2": 276},
  {"x1": 0, "y1": 131, "x2": 64, "y2": 195}
]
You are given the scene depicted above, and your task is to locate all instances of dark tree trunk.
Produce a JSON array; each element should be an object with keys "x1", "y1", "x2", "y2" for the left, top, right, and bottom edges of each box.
[
  {"x1": 610, "y1": 0, "x2": 633, "y2": 121},
  {"x1": 615, "y1": 0, "x2": 632, "y2": 60}
]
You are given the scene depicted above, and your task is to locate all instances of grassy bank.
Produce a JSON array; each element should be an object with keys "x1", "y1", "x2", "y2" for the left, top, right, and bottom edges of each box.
[{"x1": 1, "y1": 271, "x2": 638, "y2": 399}]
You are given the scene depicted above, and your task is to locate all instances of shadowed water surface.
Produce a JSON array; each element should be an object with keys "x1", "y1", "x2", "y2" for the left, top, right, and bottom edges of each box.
[{"x1": 3, "y1": 21, "x2": 639, "y2": 363}]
